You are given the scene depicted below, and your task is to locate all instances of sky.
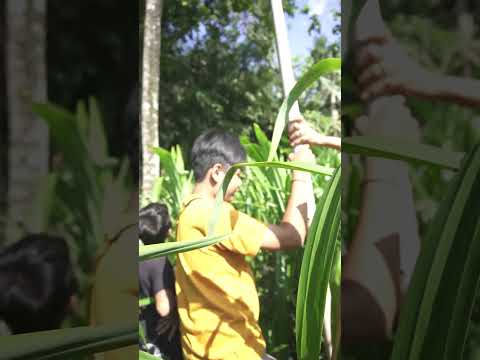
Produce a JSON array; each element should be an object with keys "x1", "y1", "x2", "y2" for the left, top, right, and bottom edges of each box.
[
  {"x1": 287, "y1": 0, "x2": 340, "y2": 59},
  {"x1": 182, "y1": 0, "x2": 340, "y2": 61}
]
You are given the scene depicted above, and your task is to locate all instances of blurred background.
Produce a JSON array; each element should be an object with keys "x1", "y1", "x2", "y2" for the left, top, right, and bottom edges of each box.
[{"x1": 0, "y1": 0, "x2": 138, "y2": 330}]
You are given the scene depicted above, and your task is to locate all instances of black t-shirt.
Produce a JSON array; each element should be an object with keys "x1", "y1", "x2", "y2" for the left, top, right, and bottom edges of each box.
[
  {"x1": 139, "y1": 257, "x2": 182, "y2": 359},
  {"x1": 139, "y1": 257, "x2": 175, "y2": 300}
]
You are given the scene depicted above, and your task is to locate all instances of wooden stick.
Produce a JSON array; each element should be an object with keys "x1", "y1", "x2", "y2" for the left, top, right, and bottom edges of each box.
[
  {"x1": 270, "y1": 1, "x2": 331, "y2": 358},
  {"x1": 270, "y1": 0, "x2": 315, "y2": 224}
]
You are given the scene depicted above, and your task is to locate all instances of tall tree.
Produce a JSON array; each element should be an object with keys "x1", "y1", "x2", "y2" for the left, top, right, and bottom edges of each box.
[
  {"x1": 141, "y1": 0, "x2": 162, "y2": 204},
  {"x1": 5, "y1": 0, "x2": 48, "y2": 242},
  {"x1": 0, "y1": 0, "x2": 7, "y2": 244}
]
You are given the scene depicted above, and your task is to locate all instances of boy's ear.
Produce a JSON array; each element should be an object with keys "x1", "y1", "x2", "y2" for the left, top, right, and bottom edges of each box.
[{"x1": 211, "y1": 163, "x2": 225, "y2": 184}]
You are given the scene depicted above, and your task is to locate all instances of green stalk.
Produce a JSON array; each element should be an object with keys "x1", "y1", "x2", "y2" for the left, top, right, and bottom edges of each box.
[
  {"x1": 0, "y1": 323, "x2": 136, "y2": 360},
  {"x1": 139, "y1": 234, "x2": 231, "y2": 261},
  {"x1": 343, "y1": 136, "x2": 463, "y2": 171},
  {"x1": 391, "y1": 144, "x2": 480, "y2": 359},
  {"x1": 296, "y1": 167, "x2": 341, "y2": 359}
]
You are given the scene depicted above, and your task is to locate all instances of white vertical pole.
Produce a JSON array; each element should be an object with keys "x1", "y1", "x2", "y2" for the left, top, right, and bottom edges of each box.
[
  {"x1": 270, "y1": 1, "x2": 332, "y2": 358},
  {"x1": 270, "y1": 0, "x2": 302, "y2": 119},
  {"x1": 270, "y1": 0, "x2": 315, "y2": 223},
  {"x1": 356, "y1": 0, "x2": 420, "y2": 297}
]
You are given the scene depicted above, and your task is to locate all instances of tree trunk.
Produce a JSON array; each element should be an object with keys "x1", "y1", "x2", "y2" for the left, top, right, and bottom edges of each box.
[
  {"x1": 0, "y1": 1, "x2": 7, "y2": 244},
  {"x1": 6, "y1": 0, "x2": 48, "y2": 242},
  {"x1": 140, "y1": 0, "x2": 162, "y2": 205}
]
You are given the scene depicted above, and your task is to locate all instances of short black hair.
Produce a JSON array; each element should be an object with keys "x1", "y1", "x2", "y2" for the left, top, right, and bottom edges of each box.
[
  {"x1": 139, "y1": 203, "x2": 171, "y2": 245},
  {"x1": 191, "y1": 129, "x2": 246, "y2": 181},
  {"x1": 0, "y1": 234, "x2": 77, "y2": 334}
]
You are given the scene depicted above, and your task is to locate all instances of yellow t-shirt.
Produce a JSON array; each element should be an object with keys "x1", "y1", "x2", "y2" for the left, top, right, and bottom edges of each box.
[{"x1": 175, "y1": 193, "x2": 269, "y2": 360}]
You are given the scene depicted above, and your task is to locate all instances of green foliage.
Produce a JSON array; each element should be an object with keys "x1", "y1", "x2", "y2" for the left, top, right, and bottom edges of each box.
[
  {"x1": 391, "y1": 144, "x2": 480, "y2": 360},
  {"x1": 158, "y1": 0, "x2": 338, "y2": 150},
  {"x1": 159, "y1": 0, "x2": 284, "y2": 149},
  {"x1": 31, "y1": 98, "x2": 134, "y2": 325},
  {"x1": 240, "y1": 125, "x2": 339, "y2": 359},
  {"x1": 296, "y1": 168, "x2": 341, "y2": 359},
  {"x1": 140, "y1": 234, "x2": 231, "y2": 261},
  {"x1": 151, "y1": 145, "x2": 193, "y2": 236},
  {"x1": 343, "y1": 136, "x2": 464, "y2": 171}
]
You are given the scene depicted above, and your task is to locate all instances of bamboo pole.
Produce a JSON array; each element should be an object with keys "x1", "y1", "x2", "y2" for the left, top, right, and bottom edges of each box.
[
  {"x1": 270, "y1": 0, "x2": 315, "y2": 223},
  {"x1": 355, "y1": 0, "x2": 420, "y2": 290},
  {"x1": 270, "y1": 1, "x2": 332, "y2": 358}
]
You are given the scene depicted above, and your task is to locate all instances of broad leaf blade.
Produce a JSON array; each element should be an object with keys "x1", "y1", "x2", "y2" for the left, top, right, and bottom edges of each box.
[
  {"x1": 0, "y1": 323, "x2": 136, "y2": 360},
  {"x1": 139, "y1": 234, "x2": 231, "y2": 261},
  {"x1": 391, "y1": 145, "x2": 480, "y2": 359},
  {"x1": 343, "y1": 136, "x2": 463, "y2": 170},
  {"x1": 296, "y1": 167, "x2": 341, "y2": 359}
]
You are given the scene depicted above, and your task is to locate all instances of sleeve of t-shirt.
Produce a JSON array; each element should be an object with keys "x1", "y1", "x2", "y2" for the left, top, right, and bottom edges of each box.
[
  {"x1": 218, "y1": 205, "x2": 268, "y2": 257},
  {"x1": 149, "y1": 257, "x2": 166, "y2": 295}
]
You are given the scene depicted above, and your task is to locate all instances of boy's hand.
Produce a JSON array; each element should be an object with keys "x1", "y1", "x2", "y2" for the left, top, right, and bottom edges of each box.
[
  {"x1": 356, "y1": 34, "x2": 432, "y2": 101},
  {"x1": 156, "y1": 311, "x2": 179, "y2": 341},
  {"x1": 288, "y1": 117, "x2": 322, "y2": 147},
  {"x1": 289, "y1": 117, "x2": 341, "y2": 150}
]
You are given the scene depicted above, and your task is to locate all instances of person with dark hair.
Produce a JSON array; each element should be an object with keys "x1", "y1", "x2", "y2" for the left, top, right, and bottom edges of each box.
[
  {"x1": 190, "y1": 130, "x2": 247, "y2": 185},
  {"x1": 175, "y1": 127, "x2": 314, "y2": 360},
  {"x1": 0, "y1": 233, "x2": 77, "y2": 335},
  {"x1": 139, "y1": 203, "x2": 171, "y2": 245},
  {"x1": 139, "y1": 202, "x2": 182, "y2": 360}
]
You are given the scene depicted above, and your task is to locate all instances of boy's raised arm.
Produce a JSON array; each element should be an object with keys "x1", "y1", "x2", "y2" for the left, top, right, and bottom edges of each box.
[
  {"x1": 356, "y1": 32, "x2": 480, "y2": 108},
  {"x1": 261, "y1": 147, "x2": 315, "y2": 251}
]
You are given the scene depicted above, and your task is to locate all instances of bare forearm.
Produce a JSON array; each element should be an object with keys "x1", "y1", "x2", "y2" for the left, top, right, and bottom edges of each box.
[
  {"x1": 314, "y1": 135, "x2": 341, "y2": 151},
  {"x1": 280, "y1": 171, "x2": 310, "y2": 247},
  {"x1": 343, "y1": 158, "x2": 420, "y2": 334},
  {"x1": 155, "y1": 289, "x2": 175, "y2": 317},
  {"x1": 423, "y1": 72, "x2": 480, "y2": 108}
]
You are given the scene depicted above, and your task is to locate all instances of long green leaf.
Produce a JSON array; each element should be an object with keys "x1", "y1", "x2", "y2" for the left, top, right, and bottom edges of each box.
[
  {"x1": 343, "y1": 136, "x2": 464, "y2": 170},
  {"x1": 268, "y1": 58, "x2": 341, "y2": 161},
  {"x1": 32, "y1": 102, "x2": 101, "y2": 207},
  {"x1": 0, "y1": 323, "x2": 136, "y2": 360},
  {"x1": 330, "y1": 241, "x2": 342, "y2": 360},
  {"x1": 139, "y1": 234, "x2": 231, "y2": 261},
  {"x1": 296, "y1": 167, "x2": 341, "y2": 359},
  {"x1": 391, "y1": 144, "x2": 480, "y2": 359}
]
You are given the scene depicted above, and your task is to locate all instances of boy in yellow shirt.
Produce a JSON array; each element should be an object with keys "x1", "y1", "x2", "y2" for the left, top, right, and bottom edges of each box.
[{"x1": 175, "y1": 129, "x2": 314, "y2": 360}]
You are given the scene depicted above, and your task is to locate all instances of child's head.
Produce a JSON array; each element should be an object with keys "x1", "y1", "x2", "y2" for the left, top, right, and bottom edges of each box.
[
  {"x1": 0, "y1": 234, "x2": 77, "y2": 334},
  {"x1": 139, "y1": 202, "x2": 172, "y2": 245},
  {"x1": 191, "y1": 129, "x2": 246, "y2": 202}
]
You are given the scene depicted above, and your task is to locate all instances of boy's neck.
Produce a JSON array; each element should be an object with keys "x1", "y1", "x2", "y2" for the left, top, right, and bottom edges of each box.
[{"x1": 193, "y1": 181, "x2": 217, "y2": 201}]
